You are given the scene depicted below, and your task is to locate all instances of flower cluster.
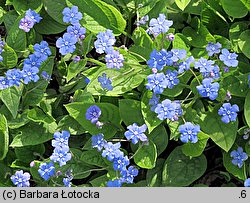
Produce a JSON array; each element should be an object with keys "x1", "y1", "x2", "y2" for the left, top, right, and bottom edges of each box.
[
  {"x1": 0, "y1": 41, "x2": 51, "y2": 90},
  {"x1": 10, "y1": 170, "x2": 31, "y2": 187},
  {"x1": 56, "y1": 6, "x2": 86, "y2": 55},
  {"x1": 19, "y1": 9, "x2": 42, "y2": 32},
  {"x1": 91, "y1": 134, "x2": 138, "y2": 187},
  {"x1": 230, "y1": 147, "x2": 248, "y2": 168}
]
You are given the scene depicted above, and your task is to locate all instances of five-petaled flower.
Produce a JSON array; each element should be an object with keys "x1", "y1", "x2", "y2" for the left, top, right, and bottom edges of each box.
[
  {"x1": 178, "y1": 122, "x2": 200, "y2": 143},
  {"x1": 230, "y1": 147, "x2": 248, "y2": 168},
  {"x1": 218, "y1": 103, "x2": 239, "y2": 124}
]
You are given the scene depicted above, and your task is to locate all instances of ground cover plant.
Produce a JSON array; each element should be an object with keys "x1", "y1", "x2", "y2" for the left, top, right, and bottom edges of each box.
[{"x1": 0, "y1": 0, "x2": 250, "y2": 187}]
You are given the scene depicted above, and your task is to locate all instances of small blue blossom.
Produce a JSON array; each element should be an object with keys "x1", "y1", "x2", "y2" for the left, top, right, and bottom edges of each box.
[
  {"x1": 33, "y1": 41, "x2": 51, "y2": 61},
  {"x1": 91, "y1": 133, "x2": 106, "y2": 152},
  {"x1": 85, "y1": 105, "x2": 101, "y2": 124},
  {"x1": 105, "y1": 49, "x2": 124, "y2": 69},
  {"x1": 172, "y1": 100, "x2": 183, "y2": 121},
  {"x1": 23, "y1": 54, "x2": 43, "y2": 69},
  {"x1": 25, "y1": 9, "x2": 42, "y2": 24},
  {"x1": 179, "y1": 122, "x2": 200, "y2": 143},
  {"x1": 52, "y1": 131, "x2": 70, "y2": 148},
  {"x1": 21, "y1": 66, "x2": 39, "y2": 84},
  {"x1": 171, "y1": 49, "x2": 187, "y2": 62},
  {"x1": 5, "y1": 68, "x2": 22, "y2": 87},
  {"x1": 67, "y1": 24, "x2": 86, "y2": 39},
  {"x1": 147, "y1": 49, "x2": 173, "y2": 71},
  {"x1": 94, "y1": 29, "x2": 116, "y2": 54},
  {"x1": 124, "y1": 123, "x2": 148, "y2": 144},
  {"x1": 38, "y1": 162, "x2": 55, "y2": 181},
  {"x1": 113, "y1": 155, "x2": 130, "y2": 172},
  {"x1": 219, "y1": 48, "x2": 238, "y2": 67},
  {"x1": 50, "y1": 146, "x2": 72, "y2": 167},
  {"x1": 209, "y1": 65, "x2": 220, "y2": 80},
  {"x1": 244, "y1": 178, "x2": 250, "y2": 187},
  {"x1": 102, "y1": 142, "x2": 123, "y2": 162},
  {"x1": 194, "y1": 57, "x2": 214, "y2": 74},
  {"x1": 41, "y1": 71, "x2": 51, "y2": 81},
  {"x1": 10, "y1": 170, "x2": 30, "y2": 187},
  {"x1": 146, "y1": 73, "x2": 168, "y2": 94},
  {"x1": 63, "y1": 177, "x2": 72, "y2": 187},
  {"x1": 154, "y1": 99, "x2": 176, "y2": 120},
  {"x1": 206, "y1": 42, "x2": 221, "y2": 56},
  {"x1": 218, "y1": 103, "x2": 239, "y2": 124},
  {"x1": 149, "y1": 94, "x2": 160, "y2": 111},
  {"x1": 120, "y1": 166, "x2": 139, "y2": 184},
  {"x1": 62, "y1": 6, "x2": 82, "y2": 25},
  {"x1": 196, "y1": 78, "x2": 219, "y2": 100},
  {"x1": 0, "y1": 76, "x2": 9, "y2": 90},
  {"x1": 230, "y1": 147, "x2": 248, "y2": 168},
  {"x1": 107, "y1": 179, "x2": 122, "y2": 187},
  {"x1": 56, "y1": 33, "x2": 77, "y2": 55},
  {"x1": 98, "y1": 73, "x2": 113, "y2": 91},
  {"x1": 165, "y1": 69, "x2": 179, "y2": 89},
  {"x1": 136, "y1": 15, "x2": 149, "y2": 26},
  {"x1": 19, "y1": 16, "x2": 34, "y2": 32},
  {"x1": 178, "y1": 56, "x2": 194, "y2": 74},
  {"x1": 148, "y1": 13, "x2": 173, "y2": 36},
  {"x1": 248, "y1": 74, "x2": 250, "y2": 88}
]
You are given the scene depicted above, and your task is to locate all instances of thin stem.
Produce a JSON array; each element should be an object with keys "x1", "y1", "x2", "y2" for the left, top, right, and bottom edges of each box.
[
  {"x1": 128, "y1": 51, "x2": 147, "y2": 62},
  {"x1": 109, "y1": 139, "x2": 128, "y2": 142},
  {"x1": 181, "y1": 91, "x2": 193, "y2": 104},
  {"x1": 189, "y1": 68, "x2": 201, "y2": 85},
  {"x1": 87, "y1": 58, "x2": 105, "y2": 67},
  {"x1": 129, "y1": 143, "x2": 143, "y2": 160},
  {"x1": 73, "y1": 167, "x2": 109, "y2": 177},
  {"x1": 22, "y1": 82, "x2": 44, "y2": 98}
]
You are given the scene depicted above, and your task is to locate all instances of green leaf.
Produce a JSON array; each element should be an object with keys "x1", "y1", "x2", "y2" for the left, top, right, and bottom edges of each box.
[
  {"x1": 182, "y1": 132, "x2": 209, "y2": 157},
  {"x1": 81, "y1": 150, "x2": 107, "y2": 167},
  {"x1": 141, "y1": 91, "x2": 162, "y2": 133},
  {"x1": 6, "y1": 15, "x2": 27, "y2": 51},
  {"x1": 43, "y1": 0, "x2": 67, "y2": 25},
  {"x1": 57, "y1": 115, "x2": 85, "y2": 135},
  {"x1": 66, "y1": 59, "x2": 87, "y2": 82},
  {"x1": 65, "y1": 102, "x2": 122, "y2": 139},
  {"x1": 220, "y1": 0, "x2": 248, "y2": 18},
  {"x1": 148, "y1": 124, "x2": 168, "y2": 155},
  {"x1": 172, "y1": 33, "x2": 190, "y2": 51},
  {"x1": 27, "y1": 107, "x2": 55, "y2": 124},
  {"x1": 12, "y1": 0, "x2": 42, "y2": 14},
  {"x1": 175, "y1": 0, "x2": 191, "y2": 11},
  {"x1": 15, "y1": 144, "x2": 45, "y2": 163},
  {"x1": 240, "y1": 0, "x2": 250, "y2": 9},
  {"x1": 238, "y1": 30, "x2": 250, "y2": 59},
  {"x1": 119, "y1": 99, "x2": 144, "y2": 126},
  {"x1": 10, "y1": 122, "x2": 53, "y2": 147},
  {"x1": 134, "y1": 140, "x2": 157, "y2": 169},
  {"x1": 1, "y1": 44, "x2": 18, "y2": 68},
  {"x1": 3, "y1": 10, "x2": 18, "y2": 33},
  {"x1": 223, "y1": 150, "x2": 246, "y2": 180},
  {"x1": 200, "y1": 106, "x2": 238, "y2": 152},
  {"x1": 146, "y1": 158, "x2": 165, "y2": 187},
  {"x1": 0, "y1": 85, "x2": 22, "y2": 119},
  {"x1": 162, "y1": 146, "x2": 207, "y2": 186},
  {"x1": 0, "y1": 114, "x2": 9, "y2": 160},
  {"x1": 68, "y1": 0, "x2": 126, "y2": 35},
  {"x1": 245, "y1": 90, "x2": 250, "y2": 127}
]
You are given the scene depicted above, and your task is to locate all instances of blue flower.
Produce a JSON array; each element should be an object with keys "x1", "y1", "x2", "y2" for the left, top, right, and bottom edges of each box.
[
  {"x1": 148, "y1": 13, "x2": 173, "y2": 36},
  {"x1": 179, "y1": 122, "x2": 200, "y2": 143},
  {"x1": 194, "y1": 57, "x2": 214, "y2": 74},
  {"x1": 62, "y1": 6, "x2": 82, "y2": 25},
  {"x1": 0, "y1": 76, "x2": 9, "y2": 90},
  {"x1": 50, "y1": 146, "x2": 72, "y2": 167},
  {"x1": 209, "y1": 65, "x2": 220, "y2": 80},
  {"x1": 120, "y1": 166, "x2": 138, "y2": 184},
  {"x1": 91, "y1": 133, "x2": 106, "y2": 152},
  {"x1": 172, "y1": 100, "x2": 183, "y2": 121},
  {"x1": 94, "y1": 29, "x2": 116, "y2": 54},
  {"x1": 23, "y1": 54, "x2": 43, "y2": 69},
  {"x1": 38, "y1": 162, "x2": 55, "y2": 181},
  {"x1": 124, "y1": 123, "x2": 148, "y2": 144},
  {"x1": 33, "y1": 41, "x2": 51, "y2": 61},
  {"x1": 25, "y1": 9, "x2": 42, "y2": 24},
  {"x1": 63, "y1": 177, "x2": 72, "y2": 187},
  {"x1": 219, "y1": 48, "x2": 238, "y2": 67},
  {"x1": 147, "y1": 49, "x2": 173, "y2": 71},
  {"x1": 206, "y1": 42, "x2": 221, "y2": 56},
  {"x1": 149, "y1": 94, "x2": 160, "y2": 111},
  {"x1": 41, "y1": 71, "x2": 51, "y2": 81},
  {"x1": 85, "y1": 105, "x2": 101, "y2": 124},
  {"x1": 136, "y1": 15, "x2": 149, "y2": 26},
  {"x1": 56, "y1": 33, "x2": 77, "y2": 55},
  {"x1": 21, "y1": 66, "x2": 39, "y2": 84},
  {"x1": 244, "y1": 178, "x2": 250, "y2": 187},
  {"x1": 5, "y1": 68, "x2": 22, "y2": 87},
  {"x1": 105, "y1": 49, "x2": 124, "y2": 69},
  {"x1": 218, "y1": 103, "x2": 239, "y2": 124},
  {"x1": 196, "y1": 78, "x2": 219, "y2": 100},
  {"x1": 98, "y1": 73, "x2": 113, "y2": 91},
  {"x1": 178, "y1": 56, "x2": 194, "y2": 74},
  {"x1": 171, "y1": 49, "x2": 187, "y2": 62},
  {"x1": 10, "y1": 170, "x2": 30, "y2": 187},
  {"x1": 52, "y1": 131, "x2": 70, "y2": 148},
  {"x1": 154, "y1": 99, "x2": 176, "y2": 120},
  {"x1": 107, "y1": 179, "x2": 122, "y2": 187},
  {"x1": 19, "y1": 16, "x2": 34, "y2": 32},
  {"x1": 248, "y1": 74, "x2": 250, "y2": 88},
  {"x1": 165, "y1": 69, "x2": 179, "y2": 89},
  {"x1": 146, "y1": 73, "x2": 168, "y2": 94},
  {"x1": 230, "y1": 147, "x2": 248, "y2": 168},
  {"x1": 113, "y1": 155, "x2": 130, "y2": 172},
  {"x1": 102, "y1": 142, "x2": 122, "y2": 162},
  {"x1": 67, "y1": 23, "x2": 86, "y2": 39}
]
